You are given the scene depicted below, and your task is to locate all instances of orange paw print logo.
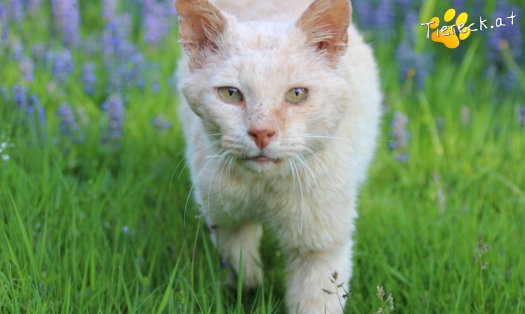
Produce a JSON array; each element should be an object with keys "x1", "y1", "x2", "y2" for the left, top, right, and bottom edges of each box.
[{"x1": 429, "y1": 9, "x2": 471, "y2": 49}]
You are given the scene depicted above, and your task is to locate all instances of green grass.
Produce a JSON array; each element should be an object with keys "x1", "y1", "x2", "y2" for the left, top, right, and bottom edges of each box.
[{"x1": 1, "y1": 1, "x2": 524, "y2": 313}]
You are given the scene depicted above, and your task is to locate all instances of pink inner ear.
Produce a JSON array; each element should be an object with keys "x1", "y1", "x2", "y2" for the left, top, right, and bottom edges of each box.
[
  {"x1": 297, "y1": 0, "x2": 351, "y2": 60},
  {"x1": 176, "y1": 0, "x2": 226, "y2": 66},
  {"x1": 316, "y1": 41, "x2": 328, "y2": 51}
]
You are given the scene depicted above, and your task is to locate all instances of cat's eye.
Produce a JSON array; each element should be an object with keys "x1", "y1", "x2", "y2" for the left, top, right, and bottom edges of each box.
[
  {"x1": 217, "y1": 87, "x2": 244, "y2": 103},
  {"x1": 285, "y1": 88, "x2": 308, "y2": 105}
]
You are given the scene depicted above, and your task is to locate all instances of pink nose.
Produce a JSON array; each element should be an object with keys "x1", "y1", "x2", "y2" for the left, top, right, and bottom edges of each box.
[{"x1": 248, "y1": 128, "x2": 276, "y2": 149}]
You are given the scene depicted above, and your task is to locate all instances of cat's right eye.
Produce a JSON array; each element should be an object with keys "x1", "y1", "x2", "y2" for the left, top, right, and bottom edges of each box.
[
  {"x1": 285, "y1": 87, "x2": 308, "y2": 105},
  {"x1": 217, "y1": 87, "x2": 244, "y2": 104}
]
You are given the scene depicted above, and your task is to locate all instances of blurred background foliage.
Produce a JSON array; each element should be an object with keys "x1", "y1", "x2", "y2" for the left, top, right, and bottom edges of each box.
[{"x1": 0, "y1": 0, "x2": 524, "y2": 313}]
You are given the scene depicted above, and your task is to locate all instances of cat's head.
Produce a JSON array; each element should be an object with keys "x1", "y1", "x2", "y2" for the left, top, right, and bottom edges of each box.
[{"x1": 176, "y1": 0, "x2": 352, "y2": 174}]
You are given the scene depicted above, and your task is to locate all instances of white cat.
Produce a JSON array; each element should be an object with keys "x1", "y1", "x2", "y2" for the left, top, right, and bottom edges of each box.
[{"x1": 175, "y1": 0, "x2": 381, "y2": 312}]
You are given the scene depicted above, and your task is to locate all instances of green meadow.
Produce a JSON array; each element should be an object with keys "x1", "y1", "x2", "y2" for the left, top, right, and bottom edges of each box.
[{"x1": 1, "y1": 0, "x2": 524, "y2": 313}]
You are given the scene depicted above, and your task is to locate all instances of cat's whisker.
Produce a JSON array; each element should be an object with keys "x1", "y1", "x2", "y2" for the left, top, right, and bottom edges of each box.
[
  {"x1": 171, "y1": 158, "x2": 188, "y2": 185},
  {"x1": 286, "y1": 134, "x2": 346, "y2": 141},
  {"x1": 288, "y1": 160, "x2": 297, "y2": 191},
  {"x1": 290, "y1": 158, "x2": 305, "y2": 234},
  {"x1": 206, "y1": 150, "x2": 227, "y2": 217},
  {"x1": 226, "y1": 154, "x2": 236, "y2": 184},
  {"x1": 303, "y1": 135, "x2": 347, "y2": 141},
  {"x1": 175, "y1": 139, "x2": 223, "y2": 181},
  {"x1": 221, "y1": 141, "x2": 246, "y2": 151},
  {"x1": 206, "y1": 132, "x2": 225, "y2": 137},
  {"x1": 217, "y1": 154, "x2": 234, "y2": 207},
  {"x1": 300, "y1": 146, "x2": 323, "y2": 163},
  {"x1": 296, "y1": 154, "x2": 321, "y2": 191},
  {"x1": 298, "y1": 145, "x2": 330, "y2": 175},
  {"x1": 288, "y1": 160, "x2": 299, "y2": 232},
  {"x1": 183, "y1": 155, "x2": 220, "y2": 229}
]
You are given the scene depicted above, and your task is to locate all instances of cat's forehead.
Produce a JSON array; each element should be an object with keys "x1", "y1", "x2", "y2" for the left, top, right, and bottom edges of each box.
[
  {"x1": 204, "y1": 20, "x2": 326, "y2": 90},
  {"x1": 225, "y1": 21, "x2": 301, "y2": 52}
]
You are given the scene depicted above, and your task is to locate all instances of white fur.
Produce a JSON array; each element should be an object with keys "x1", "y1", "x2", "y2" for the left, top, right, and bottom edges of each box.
[{"x1": 176, "y1": 0, "x2": 382, "y2": 312}]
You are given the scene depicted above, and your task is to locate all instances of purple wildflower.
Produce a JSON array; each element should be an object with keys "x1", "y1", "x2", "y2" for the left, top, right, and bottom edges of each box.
[
  {"x1": 395, "y1": 0, "x2": 412, "y2": 9},
  {"x1": 37, "y1": 105, "x2": 46, "y2": 131},
  {"x1": 27, "y1": 94, "x2": 40, "y2": 114},
  {"x1": 519, "y1": 105, "x2": 525, "y2": 128},
  {"x1": 17, "y1": 94, "x2": 45, "y2": 137},
  {"x1": 51, "y1": 0, "x2": 80, "y2": 46},
  {"x1": 101, "y1": 13, "x2": 148, "y2": 91},
  {"x1": 102, "y1": 14, "x2": 133, "y2": 61},
  {"x1": 451, "y1": 0, "x2": 465, "y2": 9},
  {"x1": 28, "y1": 0, "x2": 43, "y2": 13},
  {"x1": 151, "y1": 115, "x2": 172, "y2": 131},
  {"x1": 0, "y1": 23, "x2": 7, "y2": 47},
  {"x1": 390, "y1": 112, "x2": 410, "y2": 148},
  {"x1": 108, "y1": 65, "x2": 125, "y2": 93},
  {"x1": 353, "y1": 1, "x2": 374, "y2": 29},
  {"x1": 151, "y1": 80, "x2": 160, "y2": 92},
  {"x1": 220, "y1": 258, "x2": 228, "y2": 269},
  {"x1": 402, "y1": 10, "x2": 419, "y2": 42},
  {"x1": 48, "y1": 49, "x2": 74, "y2": 82},
  {"x1": 128, "y1": 51, "x2": 146, "y2": 88},
  {"x1": 170, "y1": 2, "x2": 177, "y2": 16},
  {"x1": 12, "y1": 41, "x2": 24, "y2": 62},
  {"x1": 170, "y1": 71, "x2": 179, "y2": 92},
  {"x1": 102, "y1": 95, "x2": 125, "y2": 140},
  {"x1": 108, "y1": 49, "x2": 146, "y2": 91},
  {"x1": 389, "y1": 111, "x2": 410, "y2": 162},
  {"x1": 12, "y1": 85, "x2": 28, "y2": 110},
  {"x1": 8, "y1": 0, "x2": 24, "y2": 21},
  {"x1": 57, "y1": 103, "x2": 79, "y2": 137},
  {"x1": 396, "y1": 41, "x2": 432, "y2": 88},
  {"x1": 82, "y1": 62, "x2": 97, "y2": 95},
  {"x1": 32, "y1": 43, "x2": 46, "y2": 63},
  {"x1": 78, "y1": 36, "x2": 99, "y2": 57},
  {"x1": 143, "y1": 0, "x2": 171, "y2": 45},
  {"x1": 375, "y1": 0, "x2": 395, "y2": 34},
  {"x1": 103, "y1": 0, "x2": 117, "y2": 21},
  {"x1": 20, "y1": 57, "x2": 34, "y2": 82},
  {"x1": 486, "y1": 5, "x2": 522, "y2": 65},
  {"x1": 0, "y1": 2, "x2": 8, "y2": 44},
  {"x1": 501, "y1": 69, "x2": 520, "y2": 91}
]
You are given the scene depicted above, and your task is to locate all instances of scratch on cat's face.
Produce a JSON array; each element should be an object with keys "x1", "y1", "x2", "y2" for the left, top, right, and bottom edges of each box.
[{"x1": 181, "y1": 21, "x2": 351, "y2": 175}]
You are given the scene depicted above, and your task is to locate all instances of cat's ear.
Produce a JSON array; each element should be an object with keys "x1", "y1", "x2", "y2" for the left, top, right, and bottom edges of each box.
[
  {"x1": 176, "y1": 0, "x2": 227, "y2": 67},
  {"x1": 296, "y1": 0, "x2": 351, "y2": 61}
]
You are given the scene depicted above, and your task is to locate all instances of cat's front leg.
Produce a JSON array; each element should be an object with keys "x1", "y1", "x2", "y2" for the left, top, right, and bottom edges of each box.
[
  {"x1": 214, "y1": 221, "x2": 264, "y2": 288},
  {"x1": 286, "y1": 241, "x2": 353, "y2": 314}
]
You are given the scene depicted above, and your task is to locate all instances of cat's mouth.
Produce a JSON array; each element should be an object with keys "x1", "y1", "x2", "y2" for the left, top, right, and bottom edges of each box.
[{"x1": 245, "y1": 154, "x2": 281, "y2": 164}]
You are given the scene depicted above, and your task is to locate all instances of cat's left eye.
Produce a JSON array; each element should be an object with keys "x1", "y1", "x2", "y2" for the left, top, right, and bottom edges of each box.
[
  {"x1": 285, "y1": 88, "x2": 308, "y2": 105},
  {"x1": 217, "y1": 87, "x2": 244, "y2": 104}
]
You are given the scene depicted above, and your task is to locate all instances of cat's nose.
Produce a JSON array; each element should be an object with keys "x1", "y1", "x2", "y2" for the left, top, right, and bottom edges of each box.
[{"x1": 248, "y1": 128, "x2": 276, "y2": 149}]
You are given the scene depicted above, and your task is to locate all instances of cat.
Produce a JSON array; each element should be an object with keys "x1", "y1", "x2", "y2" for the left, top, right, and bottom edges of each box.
[{"x1": 175, "y1": 0, "x2": 382, "y2": 312}]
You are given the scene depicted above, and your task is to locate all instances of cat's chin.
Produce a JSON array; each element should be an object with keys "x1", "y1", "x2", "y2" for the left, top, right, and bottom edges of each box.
[{"x1": 242, "y1": 157, "x2": 284, "y2": 174}]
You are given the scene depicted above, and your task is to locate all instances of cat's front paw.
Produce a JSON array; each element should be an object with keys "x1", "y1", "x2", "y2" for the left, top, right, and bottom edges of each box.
[
  {"x1": 223, "y1": 257, "x2": 263, "y2": 289},
  {"x1": 217, "y1": 222, "x2": 264, "y2": 289},
  {"x1": 241, "y1": 258, "x2": 264, "y2": 288},
  {"x1": 287, "y1": 297, "x2": 344, "y2": 314}
]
